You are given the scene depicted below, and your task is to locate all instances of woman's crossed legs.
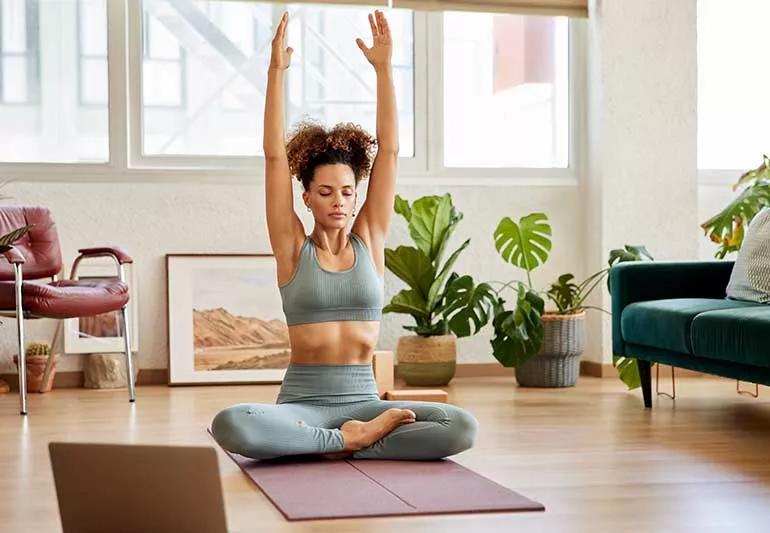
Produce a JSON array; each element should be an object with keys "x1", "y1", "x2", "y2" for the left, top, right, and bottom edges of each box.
[{"x1": 211, "y1": 399, "x2": 479, "y2": 461}]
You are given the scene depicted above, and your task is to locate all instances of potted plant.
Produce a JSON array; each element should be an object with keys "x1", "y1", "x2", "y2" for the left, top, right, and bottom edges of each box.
[
  {"x1": 384, "y1": 193, "x2": 496, "y2": 386},
  {"x1": 701, "y1": 154, "x2": 770, "y2": 258},
  {"x1": 13, "y1": 341, "x2": 60, "y2": 393},
  {"x1": 488, "y1": 212, "x2": 611, "y2": 387}
]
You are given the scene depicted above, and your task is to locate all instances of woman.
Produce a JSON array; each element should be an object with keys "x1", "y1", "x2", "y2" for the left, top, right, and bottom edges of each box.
[{"x1": 212, "y1": 9, "x2": 479, "y2": 461}]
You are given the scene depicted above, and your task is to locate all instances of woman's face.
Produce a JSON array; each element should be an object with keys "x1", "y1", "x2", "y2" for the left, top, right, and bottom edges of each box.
[{"x1": 304, "y1": 163, "x2": 357, "y2": 228}]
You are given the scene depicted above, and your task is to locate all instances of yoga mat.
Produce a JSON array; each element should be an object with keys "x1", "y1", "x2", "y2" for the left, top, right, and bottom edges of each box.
[{"x1": 208, "y1": 430, "x2": 545, "y2": 521}]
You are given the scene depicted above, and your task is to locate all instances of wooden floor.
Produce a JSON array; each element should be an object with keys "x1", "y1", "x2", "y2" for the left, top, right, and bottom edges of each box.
[{"x1": 2, "y1": 375, "x2": 769, "y2": 532}]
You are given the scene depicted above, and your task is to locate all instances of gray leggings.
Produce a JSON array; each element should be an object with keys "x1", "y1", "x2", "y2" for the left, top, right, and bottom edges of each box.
[{"x1": 211, "y1": 363, "x2": 479, "y2": 461}]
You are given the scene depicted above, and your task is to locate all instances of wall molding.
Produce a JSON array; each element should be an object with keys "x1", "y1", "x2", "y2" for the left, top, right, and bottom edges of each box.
[{"x1": 0, "y1": 362, "x2": 707, "y2": 392}]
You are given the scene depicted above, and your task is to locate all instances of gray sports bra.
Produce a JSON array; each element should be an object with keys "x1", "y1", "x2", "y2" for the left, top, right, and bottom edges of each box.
[{"x1": 278, "y1": 231, "x2": 385, "y2": 325}]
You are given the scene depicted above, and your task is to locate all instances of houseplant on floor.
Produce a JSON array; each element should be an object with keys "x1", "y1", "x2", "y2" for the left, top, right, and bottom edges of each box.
[
  {"x1": 13, "y1": 341, "x2": 60, "y2": 393},
  {"x1": 384, "y1": 193, "x2": 496, "y2": 386},
  {"x1": 489, "y1": 212, "x2": 610, "y2": 387}
]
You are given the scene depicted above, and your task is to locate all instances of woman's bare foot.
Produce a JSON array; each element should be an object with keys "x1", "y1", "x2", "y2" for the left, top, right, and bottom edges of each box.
[{"x1": 339, "y1": 408, "x2": 416, "y2": 452}]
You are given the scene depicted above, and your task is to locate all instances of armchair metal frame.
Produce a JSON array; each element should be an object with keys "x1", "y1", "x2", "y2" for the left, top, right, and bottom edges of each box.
[{"x1": 5, "y1": 247, "x2": 135, "y2": 415}]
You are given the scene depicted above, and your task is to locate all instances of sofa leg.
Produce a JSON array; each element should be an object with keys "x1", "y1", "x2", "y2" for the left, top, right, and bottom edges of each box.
[{"x1": 638, "y1": 359, "x2": 652, "y2": 408}]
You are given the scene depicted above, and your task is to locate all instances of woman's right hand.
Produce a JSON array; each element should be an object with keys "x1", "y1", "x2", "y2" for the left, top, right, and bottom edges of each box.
[{"x1": 269, "y1": 11, "x2": 293, "y2": 70}]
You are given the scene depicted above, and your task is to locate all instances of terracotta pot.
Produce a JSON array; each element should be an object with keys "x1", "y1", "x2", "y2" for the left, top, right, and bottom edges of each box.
[
  {"x1": 396, "y1": 334, "x2": 456, "y2": 386},
  {"x1": 515, "y1": 311, "x2": 586, "y2": 388},
  {"x1": 13, "y1": 353, "x2": 60, "y2": 393}
]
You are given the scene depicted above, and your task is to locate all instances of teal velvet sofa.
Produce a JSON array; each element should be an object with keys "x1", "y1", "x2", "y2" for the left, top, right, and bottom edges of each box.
[{"x1": 610, "y1": 261, "x2": 770, "y2": 408}]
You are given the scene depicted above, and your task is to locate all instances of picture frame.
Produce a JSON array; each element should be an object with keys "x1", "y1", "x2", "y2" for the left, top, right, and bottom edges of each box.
[
  {"x1": 166, "y1": 254, "x2": 290, "y2": 385},
  {"x1": 63, "y1": 261, "x2": 140, "y2": 354}
]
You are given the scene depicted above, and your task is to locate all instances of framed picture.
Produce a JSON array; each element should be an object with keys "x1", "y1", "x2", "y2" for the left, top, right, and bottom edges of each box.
[
  {"x1": 166, "y1": 254, "x2": 290, "y2": 385},
  {"x1": 63, "y1": 261, "x2": 140, "y2": 354}
]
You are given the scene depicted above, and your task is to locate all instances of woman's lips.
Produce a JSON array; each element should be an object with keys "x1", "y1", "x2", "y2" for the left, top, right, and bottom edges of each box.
[{"x1": 330, "y1": 213, "x2": 346, "y2": 218}]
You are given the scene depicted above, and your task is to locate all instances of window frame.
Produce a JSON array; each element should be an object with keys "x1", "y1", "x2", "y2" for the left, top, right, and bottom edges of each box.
[
  {"x1": 0, "y1": 0, "x2": 582, "y2": 186},
  {"x1": 695, "y1": 2, "x2": 762, "y2": 185}
]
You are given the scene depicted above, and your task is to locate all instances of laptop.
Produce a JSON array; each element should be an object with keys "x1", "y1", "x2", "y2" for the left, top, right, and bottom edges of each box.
[{"x1": 49, "y1": 442, "x2": 228, "y2": 533}]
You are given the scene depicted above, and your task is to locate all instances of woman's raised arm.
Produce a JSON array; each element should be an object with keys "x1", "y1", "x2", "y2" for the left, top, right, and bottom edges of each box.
[
  {"x1": 264, "y1": 12, "x2": 304, "y2": 260},
  {"x1": 351, "y1": 10, "x2": 399, "y2": 243}
]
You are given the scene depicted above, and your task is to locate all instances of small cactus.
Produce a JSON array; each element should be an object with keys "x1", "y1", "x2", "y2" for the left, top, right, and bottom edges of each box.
[{"x1": 26, "y1": 341, "x2": 51, "y2": 357}]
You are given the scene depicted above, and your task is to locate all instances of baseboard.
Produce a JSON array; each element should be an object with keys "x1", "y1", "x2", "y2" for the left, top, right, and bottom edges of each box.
[
  {"x1": 579, "y1": 360, "x2": 706, "y2": 379},
  {"x1": 0, "y1": 361, "x2": 707, "y2": 392},
  {"x1": 0, "y1": 369, "x2": 168, "y2": 392}
]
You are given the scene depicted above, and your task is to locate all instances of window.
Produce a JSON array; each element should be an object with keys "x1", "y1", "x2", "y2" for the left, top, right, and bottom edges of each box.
[
  {"x1": 443, "y1": 11, "x2": 569, "y2": 168},
  {"x1": 0, "y1": 0, "x2": 108, "y2": 162},
  {"x1": 1, "y1": 0, "x2": 39, "y2": 105},
  {"x1": 139, "y1": 1, "x2": 414, "y2": 158},
  {"x1": 77, "y1": 0, "x2": 108, "y2": 106},
  {"x1": 698, "y1": 0, "x2": 770, "y2": 170},
  {"x1": 0, "y1": 1, "x2": 575, "y2": 176},
  {"x1": 286, "y1": 3, "x2": 414, "y2": 157}
]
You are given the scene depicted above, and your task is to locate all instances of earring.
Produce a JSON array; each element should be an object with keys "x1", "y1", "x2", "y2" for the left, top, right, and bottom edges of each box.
[{"x1": 306, "y1": 206, "x2": 311, "y2": 212}]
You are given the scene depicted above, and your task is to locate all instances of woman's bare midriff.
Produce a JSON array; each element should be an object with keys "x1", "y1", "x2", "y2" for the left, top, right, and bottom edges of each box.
[{"x1": 288, "y1": 320, "x2": 381, "y2": 365}]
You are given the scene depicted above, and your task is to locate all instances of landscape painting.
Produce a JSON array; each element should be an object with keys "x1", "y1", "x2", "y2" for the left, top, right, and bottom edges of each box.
[{"x1": 167, "y1": 254, "x2": 290, "y2": 385}]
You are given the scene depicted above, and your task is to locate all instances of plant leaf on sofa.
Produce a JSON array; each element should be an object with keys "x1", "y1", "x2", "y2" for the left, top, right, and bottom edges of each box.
[
  {"x1": 701, "y1": 155, "x2": 770, "y2": 259},
  {"x1": 612, "y1": 354, "x2": 645, "y2": 390}
]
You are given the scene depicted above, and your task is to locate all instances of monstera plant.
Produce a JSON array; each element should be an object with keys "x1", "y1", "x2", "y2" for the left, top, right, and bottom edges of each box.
[
  {"x1": 702, "y1": 155, "x2": 770, "y2": 258},
  {"x1": 488, "y1": 213, "x2": 551, "y2": 369},
  {"x1": 384, "y1": 193, "x2": 497, "y2": 386},
  {"x1": 608, "y1": 245, "x2": 655, "y2": 390}
]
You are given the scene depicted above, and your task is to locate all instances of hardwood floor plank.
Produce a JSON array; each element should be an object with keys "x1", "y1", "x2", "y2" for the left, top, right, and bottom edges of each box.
[{"x1": 1, "y1": 375, "x2": 767, "y2": 532}]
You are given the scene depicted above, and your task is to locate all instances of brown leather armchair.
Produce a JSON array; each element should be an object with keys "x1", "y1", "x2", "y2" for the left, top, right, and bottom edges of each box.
[{"x1": 0, "y1": 206, "x2": 136, "y2": 415}]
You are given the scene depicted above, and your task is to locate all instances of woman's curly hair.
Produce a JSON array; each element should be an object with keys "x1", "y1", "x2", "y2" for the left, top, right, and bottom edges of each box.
[{"x1": 286, "y1": 119, "x2": 377, "y2": 191}]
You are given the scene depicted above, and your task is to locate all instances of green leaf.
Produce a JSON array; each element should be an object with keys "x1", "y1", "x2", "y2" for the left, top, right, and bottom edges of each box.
[
  {"x1": 493, "y1": 213, "x2": 552, "y2": 276},
  {"x1": 607, "y1": 245, "x2": 654, "y2": 267},
  {"x1": 384, "y1": 245, "x2": 434, "y2": 299},
  {"x1": 426, "y1": 238, "x2": 470, "y2": 310},
  {"x1": 700, "y1": 182, "x2": 770, "y2": 258},
  {"x1": 440, "y1": 275, "x2": 496, "y2": 338},
  {"x1": 404, "y1": 321, "x2": 448, "y2": 336},
  {"x1": 382, "y1": 289, "x2": 430, "y2": 319},
  {"x1": 547, "y1": 273, "x2": 580, "y2": 313},
  {"x1": 0, "y1": 224, "x2": 34, "y2": 250},
  {"x1": 612, "y1": 355, "x2": 645, "y2": 390},
  {"x1": 394, "y1": 194, "x2": 412, "y2": 223},
  {"x1": 489, "y1": 285, "x2": 545, "y2": 367},
  {"x1": 606, "y1": 245, "x2": 655, "y2": 292},
  {"x1": 409, "y1": 194, "x2": 455, "y2": 263},
  {"x1": 732, "y1": 154, "x2": 770, "y2": 190}
]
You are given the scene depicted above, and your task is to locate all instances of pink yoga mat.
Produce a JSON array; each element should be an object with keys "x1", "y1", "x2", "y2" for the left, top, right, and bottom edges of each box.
[{"x1": 209, "y1": 430, "x2": 545, "y2": 520}]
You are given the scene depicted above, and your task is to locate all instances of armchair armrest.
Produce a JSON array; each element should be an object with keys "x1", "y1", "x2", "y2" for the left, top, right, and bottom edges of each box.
[
  {"x1": 77, "y1": 246, "x2": 133, "y2": 264},
  {"x1": 1, "y1": 245, "x2": 25, "y2": 265},
  {"x1": 70, "y1": 246, "x2": 133, "y2": 281},
  {"x1": 610, "y1": 260, "x2": 734, "y2": 356}
]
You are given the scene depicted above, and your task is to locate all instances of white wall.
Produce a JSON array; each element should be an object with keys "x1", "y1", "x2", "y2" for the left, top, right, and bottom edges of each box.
[
  {"x1": 583, "y1": 0, "x2": 700, "y2": 364},
  {"x1": 0, "y1": 180, "x2": 583, "y2": 373},
  {"x1": 0, "y1": 0, "x2": 736, "y2": 374}
]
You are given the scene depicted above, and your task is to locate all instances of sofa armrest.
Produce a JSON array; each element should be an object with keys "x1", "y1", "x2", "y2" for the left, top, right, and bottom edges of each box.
[{"x1": 610, "y1": 261, "x2": 734, "y2": 356}]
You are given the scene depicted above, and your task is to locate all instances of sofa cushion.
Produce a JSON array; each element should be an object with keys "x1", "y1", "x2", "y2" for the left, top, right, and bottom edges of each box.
[
  {"x1": 621, "y1": 298, "x2": 758, "y2": 354},
  {"x1": 726, "y1": 207, "x2": 770, "y2": 304},
  {"x1": 691, "y1": 307, "x2": 770, "y2": 369}
]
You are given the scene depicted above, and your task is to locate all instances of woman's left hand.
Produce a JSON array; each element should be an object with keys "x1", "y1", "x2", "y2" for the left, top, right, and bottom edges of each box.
[{"x1": 356, "y1": 10, "x2": 392, "y2": 69}]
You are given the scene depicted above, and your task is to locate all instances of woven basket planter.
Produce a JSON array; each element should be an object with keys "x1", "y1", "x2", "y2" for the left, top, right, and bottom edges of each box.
[
  {"x1": 515, "y1": 311, "x2": 586, "y2": 388},
  {"x1": 396, "y1": 334, "x2": 457, "y2": 386}
]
